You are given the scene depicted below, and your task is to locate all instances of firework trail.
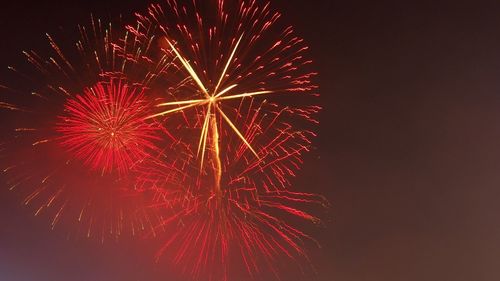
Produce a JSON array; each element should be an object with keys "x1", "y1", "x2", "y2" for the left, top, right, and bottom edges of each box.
[
  {"x1": 125, "y1": 0, "x2": 324, "y2": 279},
  {"x1": 0, "y1": 17, "x2": 165, "y2": 240}
]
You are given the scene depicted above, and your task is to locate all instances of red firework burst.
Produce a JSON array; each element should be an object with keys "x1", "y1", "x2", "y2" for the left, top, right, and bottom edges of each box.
[
  {"x1": 56, "y1": 80, "x2": 160, "y2": 175},
  {"x1": 0, "y1": 17, "x2": 167, "y2": 240},
  {"x1": 124, "y1": 0, "x2": 324, "y2": 278}
]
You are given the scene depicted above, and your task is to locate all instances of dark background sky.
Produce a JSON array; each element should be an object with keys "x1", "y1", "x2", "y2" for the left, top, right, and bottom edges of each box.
[{"x1": 2, "y1": 0, "x2": 500, "y2": 281}]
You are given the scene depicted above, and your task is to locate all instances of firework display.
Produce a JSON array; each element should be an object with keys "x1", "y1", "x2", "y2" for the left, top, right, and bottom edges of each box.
[{"x1": 0, "y1": 0, "x2": 324, "y2": 280}]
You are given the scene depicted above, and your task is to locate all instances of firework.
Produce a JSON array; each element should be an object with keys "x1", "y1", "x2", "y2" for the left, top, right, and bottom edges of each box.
[
  {"x1": 128, "y1": 0, "x2": 320, "y2": 194},
  {"x1": 126, "y1": 0, "x2": 323, "y2": 279},
  {"x1": 56, "y1": 80, "x2": 160, "y2": 175},
  {"x1": 0, "y1": 17, "x2": 164, "y2": 240}
]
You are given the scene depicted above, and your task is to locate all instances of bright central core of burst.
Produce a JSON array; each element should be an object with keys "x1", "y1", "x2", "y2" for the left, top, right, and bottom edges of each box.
[
  {"x1": 97, "y1": 123, "x2": 125, "y2": 145},
  {"x1": 149, "y1": 36, "x2": 275, "y2": 192},
  {"x1": 150, "y1": 35, "x2": 273, "y2": 168}
]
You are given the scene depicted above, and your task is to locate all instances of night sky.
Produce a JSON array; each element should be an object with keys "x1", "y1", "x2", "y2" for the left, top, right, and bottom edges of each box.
[{"x1": 2, "y1": 1, "x2": 500, "y2": 281}]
